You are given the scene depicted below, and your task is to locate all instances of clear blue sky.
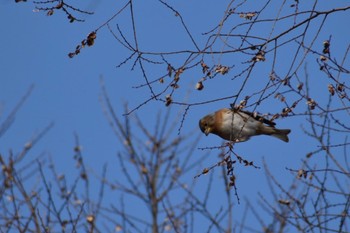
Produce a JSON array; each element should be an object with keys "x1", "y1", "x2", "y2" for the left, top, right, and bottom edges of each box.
[{"x1": 1, "y1": 0, "x2": 349, "y2": 231}]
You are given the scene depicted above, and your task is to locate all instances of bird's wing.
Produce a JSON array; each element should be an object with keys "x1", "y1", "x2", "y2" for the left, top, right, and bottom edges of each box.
[{"x1": 238, "y1": 109, "x2": 276, "y2": 126}]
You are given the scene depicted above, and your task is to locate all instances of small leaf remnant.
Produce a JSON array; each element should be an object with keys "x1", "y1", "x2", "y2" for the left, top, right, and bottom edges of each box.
[
  {"x1": 297, "y1": 169, "x2": 307, "y2": 179},
  {"x1": 195, "y1": 81, "x2": 204, "y2": 90},
  {"x1": 323, "y1": 40, "x2": 330, "y2": 54},
  {"x1": 165, "y1": 95, "x2": 172, "y2": 107}
]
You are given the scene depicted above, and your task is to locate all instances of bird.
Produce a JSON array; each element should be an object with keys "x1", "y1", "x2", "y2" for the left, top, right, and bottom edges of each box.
[{"x1": 199, "y1": 108, "x2": 291, "y2": 142}]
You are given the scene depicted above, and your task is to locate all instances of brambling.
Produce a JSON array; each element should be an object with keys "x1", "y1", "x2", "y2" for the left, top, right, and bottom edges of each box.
[{"x1": 199, "y1": 108, "x2": 291, "y2": 142}]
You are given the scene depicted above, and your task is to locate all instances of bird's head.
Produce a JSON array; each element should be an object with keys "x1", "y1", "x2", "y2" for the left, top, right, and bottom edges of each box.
[{"x1": 199, "y1": 114, "x2": 215, "y2": 136}]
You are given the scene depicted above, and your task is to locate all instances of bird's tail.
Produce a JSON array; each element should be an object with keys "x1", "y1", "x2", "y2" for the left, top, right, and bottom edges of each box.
[
  {"x1": 258, "y1": 125, "x2": 291, "y2": 142},
  {"x1": 272, "y1": 129, "x2": 291, "y2": 142}
]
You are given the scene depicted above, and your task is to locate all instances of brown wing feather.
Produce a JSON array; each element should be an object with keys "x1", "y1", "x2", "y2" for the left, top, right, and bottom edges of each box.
[{"x1": 238, "y1": 109, "x2": 276, "y2": 126}]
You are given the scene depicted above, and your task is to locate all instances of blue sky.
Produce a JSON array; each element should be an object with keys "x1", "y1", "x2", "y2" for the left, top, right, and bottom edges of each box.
[{"x1": 1, "y1": 0, "x2": 350, "y2": 231}]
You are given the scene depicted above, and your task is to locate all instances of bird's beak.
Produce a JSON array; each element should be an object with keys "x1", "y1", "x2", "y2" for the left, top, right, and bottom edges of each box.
[{"x1": 204, "y1": 127, "x2": 211, "y2": 136}]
